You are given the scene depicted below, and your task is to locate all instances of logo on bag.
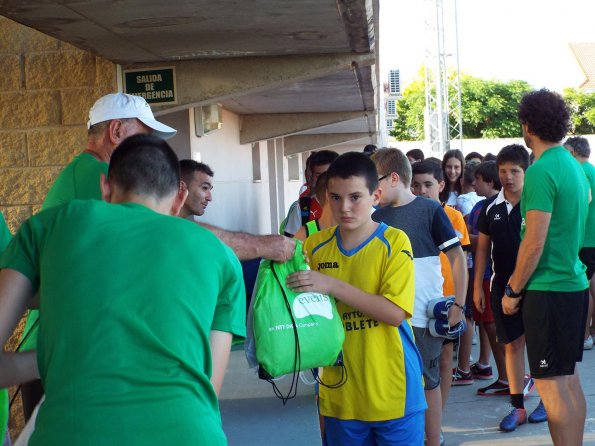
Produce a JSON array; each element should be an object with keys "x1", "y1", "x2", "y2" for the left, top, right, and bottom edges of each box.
[{"x1": 293, "y1": 293, "x2": 333, "y2": 320}]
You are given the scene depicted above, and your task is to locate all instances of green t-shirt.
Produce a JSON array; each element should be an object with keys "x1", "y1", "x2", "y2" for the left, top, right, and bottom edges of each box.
[
  {"x1": 581, "y1": 161, "x2": 595, "y2": 248},
  {"x1": 0, "y1": 212, "x2": 10, "y2": 440},
  {"x1": 521, "y1": 146, "x2": 589, "y2": 291},
  {"x1": 21, "y1": 152, "x2": 109, "y2": 352},
  {"x1": 1, "y1": 200, "x2": 246, "y2": 445},
  {"x1": 42, "y1": 152, "x2": 108, "y2": 210}
]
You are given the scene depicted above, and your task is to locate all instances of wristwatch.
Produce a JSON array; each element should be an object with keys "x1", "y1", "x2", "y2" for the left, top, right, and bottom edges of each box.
[{"x1": 504, "y1": 284, "x2": 523, "y2": 298}]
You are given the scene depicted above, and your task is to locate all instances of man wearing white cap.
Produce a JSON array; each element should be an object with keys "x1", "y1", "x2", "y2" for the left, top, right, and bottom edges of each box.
[{"x1": 43, "y1": 93, "x2": 177, "y2": 207}]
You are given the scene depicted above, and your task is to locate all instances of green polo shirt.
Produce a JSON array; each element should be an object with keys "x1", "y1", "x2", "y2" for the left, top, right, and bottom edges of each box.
[{"x1": 521, "y1": 146, "x2": 589, "y2": 292}]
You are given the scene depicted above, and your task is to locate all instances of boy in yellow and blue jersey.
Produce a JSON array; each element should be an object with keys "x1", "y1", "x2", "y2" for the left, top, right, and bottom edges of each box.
[{"x1": 287, "y1": 152, "x2": 426, "y2": 445}]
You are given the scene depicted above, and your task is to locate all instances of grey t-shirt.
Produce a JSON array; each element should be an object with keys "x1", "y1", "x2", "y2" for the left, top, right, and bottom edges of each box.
[{"x1": 373, "y1": 196, "x2": 460, "y2": 327}]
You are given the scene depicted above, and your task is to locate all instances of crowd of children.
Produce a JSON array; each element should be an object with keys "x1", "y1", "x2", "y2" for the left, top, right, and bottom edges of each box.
[{"x1": 289, "y1": 108, "x2": 592, "y2": 445}]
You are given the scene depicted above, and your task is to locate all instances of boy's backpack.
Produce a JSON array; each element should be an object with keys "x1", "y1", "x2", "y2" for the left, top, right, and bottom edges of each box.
[{"x1": 245, "y1": 241, "x2": 346, "y2": 403}]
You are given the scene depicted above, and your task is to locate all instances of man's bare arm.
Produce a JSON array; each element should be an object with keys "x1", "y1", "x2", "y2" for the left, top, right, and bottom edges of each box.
[
  {"x1": 503, "y1": 210, "x2": 550, "y2": 315},
  {"x1": 197, "y1": 222, "x2": 295, "y2": 262},
  {"x1": 508, "y1": 210, "x2": 550, "y2": 292},
  {"x1": 209, "y1": 330, "x2": 233, "y2": 396},
  {"x1": 0, "y1": 269, "x2": 39, "y2": 388}
]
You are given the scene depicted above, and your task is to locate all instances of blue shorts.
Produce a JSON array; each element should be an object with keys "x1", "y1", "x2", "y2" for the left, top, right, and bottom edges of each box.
[{"x1": 323, "y1": 410, "x2": 425, "y2": 446}]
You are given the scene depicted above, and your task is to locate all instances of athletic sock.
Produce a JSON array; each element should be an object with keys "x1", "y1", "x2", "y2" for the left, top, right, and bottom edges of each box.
[
  {"x1": 476, "y1": 362, "x2": 490, "y2": 369},
  {"x1": 511, "y1": 393, "x2": 524, "y2": 409}
]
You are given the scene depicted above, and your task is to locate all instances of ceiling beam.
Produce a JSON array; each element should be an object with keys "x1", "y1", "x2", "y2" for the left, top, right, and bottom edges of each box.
[
  {"x1": 240, "y1": 111, "x2": 369, "y2": 144},
  {"x1": 119, "y1": 53, "x2": 375, "y2": 116},
  {"x1": 284, "y1": 133, "x2": 371, "y2": 155}
]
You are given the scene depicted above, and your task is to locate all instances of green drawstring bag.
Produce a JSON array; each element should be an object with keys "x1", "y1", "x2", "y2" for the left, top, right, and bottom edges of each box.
[{"x1": 252, "y1": 241, "x2": 345, "y2": 386}]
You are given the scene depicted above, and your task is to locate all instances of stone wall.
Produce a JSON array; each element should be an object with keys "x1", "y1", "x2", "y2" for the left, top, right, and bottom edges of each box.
[
  {"x1": 0, "y1": 17, "x2": 116, "y2": 233},
  {"x1": 0, "y1": 17, "x2": 117, "y2": 438}
]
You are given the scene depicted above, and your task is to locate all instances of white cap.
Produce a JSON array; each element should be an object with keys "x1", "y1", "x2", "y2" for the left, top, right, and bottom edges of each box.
[{"x1": 87, "y1": 93, "x2": 177, "y2": 140}]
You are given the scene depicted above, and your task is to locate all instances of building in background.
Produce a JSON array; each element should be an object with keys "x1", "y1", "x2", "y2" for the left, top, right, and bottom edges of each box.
[{"x1": 385, "y1": 68, "x2": 402, "y2": 132}]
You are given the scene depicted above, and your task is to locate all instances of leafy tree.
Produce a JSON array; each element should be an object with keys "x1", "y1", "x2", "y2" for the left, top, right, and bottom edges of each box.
[
  {"x1": 390, "y1": 70, "x2": 533, "y2": 140},
  {"x1": 563, "y1": 88, "x2": 595, "y2": 135}
]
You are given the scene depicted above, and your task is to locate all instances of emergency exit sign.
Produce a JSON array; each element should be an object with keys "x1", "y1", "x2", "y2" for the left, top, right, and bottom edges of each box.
[{"x1": 123, "y1": 67, "x2": 177, "y2": 105}]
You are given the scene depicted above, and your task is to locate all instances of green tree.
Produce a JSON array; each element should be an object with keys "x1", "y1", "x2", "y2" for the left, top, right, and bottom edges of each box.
[
  {"x1": 389, "y1": 70, "x2": 533, "y2": 140},
  {"x1": 563, "y1": 88, "x2": 595, "y2": 135}
]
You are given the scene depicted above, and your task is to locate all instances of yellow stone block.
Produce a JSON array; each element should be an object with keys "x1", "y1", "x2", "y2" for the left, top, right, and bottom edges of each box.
[
  {"x1": 0, "y1": 132, "x2": 28, "y2": 168},
  {"x1": 25, "y1": 52, "x2": 95, "y2": 89},
  {"x1": 28, "y1": 127, "x2": 86, "y2": 166},
  {"x1": 0, "y1": 17, "x2": 24, "y2": 53},
  {"x1": 60, "y1": 88, "x2": 97, "y2": 125},
  {"x1": 0, "y1": 55, "x2": 21, "y2": 91},
  {"x1": 1, "y1": 206, "x2": 32, "y2": 235},
  {"x1": 0, "y1": 167, "x2": 61, "y2": 205},
  {"x1": 95, "y1": 57, "x2": 116, "y2": 87},
  {"x1": 0, "y1": 91, "x2": 61, "y2": 129}
]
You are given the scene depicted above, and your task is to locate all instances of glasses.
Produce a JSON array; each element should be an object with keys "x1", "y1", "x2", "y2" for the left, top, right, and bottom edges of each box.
[{"x1": 378, "y1": 174, "x2": 388, "y2": 182}]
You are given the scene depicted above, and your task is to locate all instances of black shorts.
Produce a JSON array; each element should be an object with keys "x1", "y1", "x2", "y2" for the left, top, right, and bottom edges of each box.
[
  {"x1": 579, "y1": 247, "x2": 595, "y2": 281},
  {"x1": 523, "y1": 289, "x2": 589, "y2": 378},
  {"x1": 490, "y1": 279, "x2": 525, "y2": 344}
]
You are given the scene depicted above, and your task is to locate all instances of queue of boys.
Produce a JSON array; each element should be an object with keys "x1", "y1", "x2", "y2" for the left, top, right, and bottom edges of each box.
[{"x1": 0, "y1": 88, "x2": 591, "y2": 446}]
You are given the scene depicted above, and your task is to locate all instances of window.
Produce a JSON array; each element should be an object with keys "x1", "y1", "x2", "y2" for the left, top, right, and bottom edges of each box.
[
  {"x1": 387, "y1": 99, "x2": 396, "y2": 116},
  {"x1": 389, "y1": 70, "x2": 401, "y2": 95}
]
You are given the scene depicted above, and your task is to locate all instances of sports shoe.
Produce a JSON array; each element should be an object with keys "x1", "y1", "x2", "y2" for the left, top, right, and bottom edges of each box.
[
  {"x1": 428, "y1": 317, "x2": 467, "y2": 340},
  {"x1": 523, "y1": 375, "x2": 535, "y2": 397},
  {"x1": 477, "y1": 379, "x2": 509, "y2": 396},
  {"x1": 470, "y1": 362, "x2": 493, "y2": 380},
  {"x1": 427, "y1": 296, "x2": 456, "y2": 320},
  {"x1": 499, "y1": 407, "x2": 527, "y2": 432},
  {"x1": 452, "y1": 367, "x2": 474, "y2": 386},
  {"x1": 584, "y1": 335, "x2": 593, "y2": 350},
  {"x1": 528, "y1": 399, "x2": 547, "y2": 423}
]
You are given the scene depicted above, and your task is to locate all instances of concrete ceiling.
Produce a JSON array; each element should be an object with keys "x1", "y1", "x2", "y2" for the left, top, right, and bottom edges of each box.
[{"x1": 1, "y1": 0, "x2": 380, "y2": 147}]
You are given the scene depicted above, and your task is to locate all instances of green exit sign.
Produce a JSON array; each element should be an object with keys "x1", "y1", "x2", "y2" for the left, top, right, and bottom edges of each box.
[{"x1": 123, "y1": 67, "x2": 177, "y2": 105}]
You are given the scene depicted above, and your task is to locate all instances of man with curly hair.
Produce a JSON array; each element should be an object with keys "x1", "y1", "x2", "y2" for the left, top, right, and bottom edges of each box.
[{"x1": 502, "y1": 89, "x2": 589, "y2": 446}]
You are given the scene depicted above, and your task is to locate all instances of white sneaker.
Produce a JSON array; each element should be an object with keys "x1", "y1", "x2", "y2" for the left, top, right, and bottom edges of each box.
[{"x1": 584, "y1": 335, "x2": 593, "y2": 350}]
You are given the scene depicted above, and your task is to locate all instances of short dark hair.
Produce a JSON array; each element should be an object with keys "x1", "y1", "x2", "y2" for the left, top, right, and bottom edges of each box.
[
  {"x1": 483, "y1": 152, "x2": 496, "y2": 162},
  {"x1": 179, "y1": 159, "x2": 214, "y2": 185},
  {"x1": 372, "y1": 148, "x2": 412, "y2": 187},
  {"x1": 326, "y1": 152, "x2": 378, "y2": 194},
  {"x1": 310, "y1": 150, "x2": 339, "y2": 170},
  {"x1": 108, "y1": 134, "x2": 180, "y2": 199},
  {"x1": 496, "y1": 144, "x2": 530, "y2": 172},
  {"x1": 564, "y1": 136, "x2": 591, "y2": 158},
  {"x1": 474, "y1": 161, "x2": 501, "y2": 189},
  {"x1": 425, "y1": 157, "x2": 442, "y2": 165},
  {"x1": 462, "y1": 161, "x2": 480, "y2": 186},
  {"x1": 363, "y1": 144, "x2": 377, "y2": 156},
  {"x1": 412, "y1": 159, "x2": 444, "y2": 182},
  {"x1": 465, "y1": 151, "x2": 483, "y2": 162},
  {"x1": 518, "y1": 88, "x2": 570, "y2": 143},
  {"x1": 406, "y1": 148, "x2": 425, "y2": 162}
]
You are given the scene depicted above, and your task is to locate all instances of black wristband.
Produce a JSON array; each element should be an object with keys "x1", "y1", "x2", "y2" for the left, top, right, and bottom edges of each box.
[{"x1": 452, "y1": 302, "x2": 464, "y2": 311}]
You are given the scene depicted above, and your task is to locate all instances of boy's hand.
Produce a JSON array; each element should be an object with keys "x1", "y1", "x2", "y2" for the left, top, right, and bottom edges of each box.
[
  {"x1": 473, "y1": 286, "x2": 484, "y2": 314},
  {"x1": 447, "y1": 304, "x2": 463, "y2": 328},
  {"x1": 286, "y1": 270, "x2": 333, "y2": 295}
]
